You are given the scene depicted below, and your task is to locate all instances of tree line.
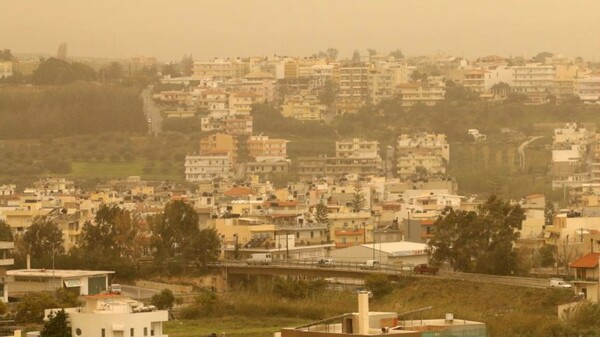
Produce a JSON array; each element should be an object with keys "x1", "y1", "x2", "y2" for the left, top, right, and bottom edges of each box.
[
  {"x1": 0, "y1": 82, "x2": 147, "y2": 138},
  {"x1": 10, "y1": 200, "x2": 221, "y2": 278}
]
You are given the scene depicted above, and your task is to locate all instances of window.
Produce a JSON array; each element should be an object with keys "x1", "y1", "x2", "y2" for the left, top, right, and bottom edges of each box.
[
  {"x1": 131, "y1": 328, "x2": 134, "y2": 336},
  {"x1": 144, "y1": 327, "x2": 148, "y2": 336},
  {"x1": 101, "y1": 329, "x2": 106, "y2": 337}
]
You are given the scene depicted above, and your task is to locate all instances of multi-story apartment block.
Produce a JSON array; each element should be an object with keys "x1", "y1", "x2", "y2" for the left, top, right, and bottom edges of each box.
[
  {"x1": 229, "y1": 91, "x2": 262, "y2": 115},
  {"x1": 395, "y1": 83, "x2": 445, "y2": 107},
  {"x1": 247, "y1": 135, "x2": 288, "y2": 162},
  {"x1": 396, "y1": 133, "x2": 449, "y2": 178},
  {"x1": 184, "y1": 152, "x2": 232, "y2": 182},
  {"x1": 575, "y1": 75, "x2": 600, "y2": 103},
  {"x1": 368, "y1": 66, "x2": 396, "y2": 105},
  {"x1": 512, "y1": 63, "x2": 556, "y2": 103},
  {"x1": 463, "y1": 69, "x2": 486, "y2": 93},
  {"x1": 196, "y1": 89, "x2": 228, "y2": 111},
  {"x1": 397, "y1": 153, "x2": 446, "y2": 178},
  {"x1": 397, "y1": 133, "x2": 450, "y2": 161},
  {"x1": 275, "y1": 77, "x2": 311, "y2": 103},
  {"x1": 335, "y1": 64, "x2": 369, "y2": 115},
  {"x1": 200, "y1": 133, "x2": 238, "y2": 162},
  {"x1": 336, "y1": 139, "x2": 379, "y2": 158},
  {"x1": 296, "y1": 156, "x2": 382, "y2": 181},
  {"x1": 223, "y1": 115, "x2": 253, "y2": 136},
  {"x1": 193, "y1": 58, "x2": 248, "y2": 79}
]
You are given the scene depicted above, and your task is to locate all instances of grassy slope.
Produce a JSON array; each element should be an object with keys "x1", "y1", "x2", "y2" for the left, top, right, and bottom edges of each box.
[{"x1": 164, "y1": 277, "x2": 574, "y2": 337}]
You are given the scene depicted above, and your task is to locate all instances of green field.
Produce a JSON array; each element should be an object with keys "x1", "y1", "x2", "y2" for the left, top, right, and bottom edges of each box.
[
  {"x1": 158, "y1": 277, "x2": 575, "y2": 337},
  {"x1": 164, "y1": 317, "x2": 310, "y2": 337}
]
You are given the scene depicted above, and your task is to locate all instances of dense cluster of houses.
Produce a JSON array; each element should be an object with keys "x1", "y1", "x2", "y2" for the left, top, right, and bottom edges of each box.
[{"x1": 149, "y1": 52, "x2": 600, "y2": 125}]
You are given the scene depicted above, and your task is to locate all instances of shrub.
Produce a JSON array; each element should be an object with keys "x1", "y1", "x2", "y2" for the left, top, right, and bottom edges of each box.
[
  {"x1": 151, "y1": 289, "x2": 176, "y2": 310},
  {"x1": 364, "y1": 273, "x2": 394, "y2": 299}
]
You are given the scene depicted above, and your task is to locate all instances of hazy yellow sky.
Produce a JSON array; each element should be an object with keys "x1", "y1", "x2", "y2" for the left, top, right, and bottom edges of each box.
[{"x1": 2, "y1": 0, "x2": 600, "y2": 61}]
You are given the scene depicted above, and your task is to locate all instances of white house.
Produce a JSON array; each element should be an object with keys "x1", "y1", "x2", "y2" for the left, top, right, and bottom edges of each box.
[{"x1": 46, "y1": 294, "x2": 168, "y2": 337}]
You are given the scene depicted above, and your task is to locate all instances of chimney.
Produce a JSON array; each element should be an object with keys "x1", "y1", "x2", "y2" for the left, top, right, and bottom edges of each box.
[
  {"x1": 357, "y1": 291, "x2": 370, "y2": 335},
  {"x1": 26, "y1": 254, "x2": 30, "y2": 270}
]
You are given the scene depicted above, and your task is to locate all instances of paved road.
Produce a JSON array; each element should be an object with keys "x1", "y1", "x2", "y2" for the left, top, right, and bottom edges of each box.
[
  {"x1": 121, "y1": 284, "x2": 161, "y2": 300},
  {"x1": 141, "y1": 85, "x2": 162, "y2": 135},
  {"x1": 518, "y1": 136, "x2": 544, "y2": 170}
]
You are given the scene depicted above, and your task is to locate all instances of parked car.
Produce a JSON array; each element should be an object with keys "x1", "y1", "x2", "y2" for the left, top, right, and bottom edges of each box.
[
  {"x1": 550, "y1": 278, "x2": 572, "y2": 288},
  {"x1": 359, "y1": 260, "x2": 380, "y2": 270},
  {"x1": 413, "y1": 264, "x2": 439, "y2": 275},
  {"x1": 246, "y1": 253, "x2": 272, "y2": 265},
  {"x1": 110, "y1": 283, "x2": 122, "y2": 294},
  {"x1": 317, "y1": 258, "x2": 335, "y2": 267}
]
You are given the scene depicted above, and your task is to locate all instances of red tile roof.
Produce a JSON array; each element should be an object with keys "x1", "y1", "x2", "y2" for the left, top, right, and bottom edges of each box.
[
  {"x1": 570, "y1": 252, "x2": 600, "y2": 268},
  {"x1": 223, "y1": 187, "x2": 252, "y2": 197}
]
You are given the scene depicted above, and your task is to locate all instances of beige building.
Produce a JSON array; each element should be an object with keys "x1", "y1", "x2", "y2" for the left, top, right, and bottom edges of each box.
[
  {"x1": 229, "y1": 91, "x2": 262, "y2": 115},
  {"x1": 335, "y1": 64, "x2": 370, "y2": 115},
  {"x1": 247, "y1": 135, "x2": 288, "y2": 161},
  {"x1": 367, "y1": 64, "x2": 408, "y2": 105},
  {"x1": 396, "y1": 133, "x2": 450, "y2": 178},
  {"x1": 395, "y1": 83, "x2": 445, "y2": 106},
  {"x1": 336, "y1": 138, "x2": 380, "y2": 158},
  {"x1": 281, "y1": 101, "x2": 325, "y2": 121},
  {"x1": 200, "y1": 133, "x2": 238, "y2": 162},
  {"x1": 463, "y1": 69, "x2": 486, "y2": 93},
  {"x1": 193, "y1": 58, "x2": 248, "y2": 79}
]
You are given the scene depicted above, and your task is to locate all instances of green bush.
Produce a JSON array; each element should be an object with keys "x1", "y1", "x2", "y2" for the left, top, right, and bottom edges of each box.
[{"x1": 364, "y1": 273, "x2": 394, "y2": 299}]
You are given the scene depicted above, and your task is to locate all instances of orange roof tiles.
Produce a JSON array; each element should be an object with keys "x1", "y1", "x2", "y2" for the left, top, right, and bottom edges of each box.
[
  {"x1": 570, "y1": 252, "x2": 600, "y2": 268},
  {"x1": 223, "y1": 187, "x2": 252, "y2": 197}
]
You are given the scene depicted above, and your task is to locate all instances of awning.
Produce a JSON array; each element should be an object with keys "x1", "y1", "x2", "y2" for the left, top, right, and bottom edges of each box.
[
  {"x1": 64, "y1": 279, "x2": 82, "y2": 288},
  {"x1": 112, "y1": 324, "x2": 124, "y2": 331}
]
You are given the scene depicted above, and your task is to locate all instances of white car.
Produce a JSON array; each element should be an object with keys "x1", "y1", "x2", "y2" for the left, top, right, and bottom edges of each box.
[{"x1": 550, "y1": 279, "x2": 572, "y2": 288}]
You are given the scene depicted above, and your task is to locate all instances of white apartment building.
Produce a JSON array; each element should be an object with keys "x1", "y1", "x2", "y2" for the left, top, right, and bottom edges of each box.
[
  {"x1": 185, "y1": 153, "x2": 232, "y2": 181},
  {"x1": 483, "y1": 66, "x2": 514, "y2": 91},
  {"x1": 336, "y1": 139, "x2": 379, "y2": 158},
  {"x1": 47, "y1": 295, "x2": 168, "y2": 337},
  {"x1": 575, "y1": 76, "x2": 600, "y2": 103},
  {"x1": 512, "y1": 63, "x2": 556, "y2": 103}
]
